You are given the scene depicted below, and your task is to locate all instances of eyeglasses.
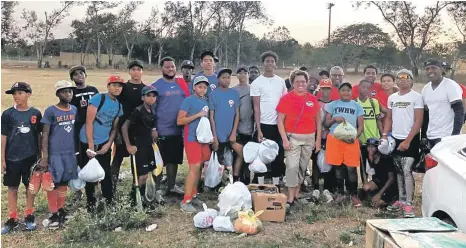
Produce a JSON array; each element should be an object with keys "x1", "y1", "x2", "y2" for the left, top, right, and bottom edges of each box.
[
  {"x1": 397, "y1": 74, "x2": 412, "y2": 80},
  {"x1": 331, "y1": 74, "x2": 343, "y2": 78}
]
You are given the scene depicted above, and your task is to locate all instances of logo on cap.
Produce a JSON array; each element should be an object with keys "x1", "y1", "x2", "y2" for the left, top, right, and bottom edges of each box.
[{"x1": 14, "y1": 83, "x2": 19, "y2": 88}]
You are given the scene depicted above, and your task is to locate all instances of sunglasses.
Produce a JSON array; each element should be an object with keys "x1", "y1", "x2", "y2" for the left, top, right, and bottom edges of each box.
[{"x1": 397, "y1": 74, "x2": 412, "y2": 80}]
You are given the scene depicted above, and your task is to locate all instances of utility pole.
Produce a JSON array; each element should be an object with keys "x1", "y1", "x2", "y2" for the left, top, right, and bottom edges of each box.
[{"x1": 327, "y1": 3, "x2": 335, "y2": 47}]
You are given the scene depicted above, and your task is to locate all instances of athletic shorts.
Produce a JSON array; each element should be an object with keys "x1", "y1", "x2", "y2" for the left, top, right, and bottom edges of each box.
[
  {"x1": 133, "y1": 143, "x2": 156, "y2": 176},
  {"x1": 372, "y1": 176, "x2": 398, "y2": 203},
  {"x1": 49, "y1": 152, "x2": 78, "y2": 184},
  {"x1": 237, "y1": 133, "x2": 253, "y2": 145},
  {"x1": 185, "y1": 141, "x2": 211, "y2": 165},
  {"x1": 325, "y1": 134, "x2": 360, "y2": 167},
  {"x1": 392, "y1": 134, "x2": 420, "y2": 158},
  {"x1": 3, "y1": 155, "x2": 37, "y2": 187},
  {"x1": 158, "y1": 135, "x2": 184, "y2": 165}
]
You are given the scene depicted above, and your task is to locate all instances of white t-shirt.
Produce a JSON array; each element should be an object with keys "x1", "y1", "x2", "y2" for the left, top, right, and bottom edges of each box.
[
  {"x1": 421, "y1": 77, "x2": 463, "y2": 139},
  {"x1": 250, "y1": 75, "x2": 287, "y2": 125},
  {"x1": 388, "y1": 90, "x2": 424, "y2": 139}
]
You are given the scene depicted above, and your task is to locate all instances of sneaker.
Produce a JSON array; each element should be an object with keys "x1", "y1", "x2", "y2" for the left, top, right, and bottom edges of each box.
[
  {"x1": 168, "y1": 185, "x2": 184, "y2": 196},
  {"x1": 403, "y1": 204, "x2": 415, "y2": 218},
  {"x1": 180, "y1": 201, "x2": 197, "y2": 213},
  {"x1": 312, "y1": 190, "x2": 321, "y2": 200},
  {"x1": 1, "y1": 218, "x2": 19, "y2": 235},
  {"x1": 161, "y1": 175, "x2": 167, "y2": 184},
  {"x1": 351, "y1": 195, "x2": 362, "y2": 207},
  {"x1": 48, "y1": 213, "x2": 60, "y2": 230},
  {"x1": 387, "y1": 201, "x2": 405, "y2": 212},
  {"x1": 24, "y1": 214, "x2": 37, "y2": 231},
  {"x1": 58, "y1": 208, "x2": 71, "y2": 224},
  {"x1": 155, "y1": 190, "x2": 165, "y2": 205},
  {"x1": 323, "y1": 190, "x2": 334, "y2": 203},
  {"x1": 191, "y1": 196, "x2": 205, "y2": 207}
]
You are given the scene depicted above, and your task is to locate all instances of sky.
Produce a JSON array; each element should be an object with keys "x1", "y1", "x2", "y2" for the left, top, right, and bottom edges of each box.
[{"x1": 12, "y1": 0, "x2": 460, "y2": 45}]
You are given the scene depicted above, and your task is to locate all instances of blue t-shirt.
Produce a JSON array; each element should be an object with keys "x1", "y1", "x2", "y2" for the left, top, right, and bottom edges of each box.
[
  {"x1": 180, "y1": 95, "x2": 209, "y2": 142},
  {"x1": 191, "y1": 72, "x2": 218, "y2": 95},
  {"x1": 41, "y1": 105, "x2": 77, "y2": 155},
  {"x1": 80, "y1": 94, "x2": 123, "y2": 145},
  {"x1": 325, "y1": 100, "x2": 364, "y2": 133},
  {"x1": 209, "y1": 88, "x2": 240, "y2": 142},
  {"x1": 153, "y1": 78, "x2": 187, "y2": 136}
]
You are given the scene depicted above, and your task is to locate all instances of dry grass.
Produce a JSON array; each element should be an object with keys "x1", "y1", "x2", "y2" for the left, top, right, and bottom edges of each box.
[{"x1": 0, "y1": 65, "x2": 457, "y2": 248}]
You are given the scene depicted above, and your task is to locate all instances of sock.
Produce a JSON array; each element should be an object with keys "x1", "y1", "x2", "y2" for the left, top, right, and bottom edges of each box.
[
  {"x1": 57, "y1": 186, "x2": 68, "y2": 209},
  {"x1": 47, "y1": 190, "x2": 58, "y2": 214},
  {"x1": 182, "y1": 194, "x2": 192, "y2": 204},
  {"x1": 24, "y1": 208, "x2": 34, "y2": 216},
  {"x1": 9, "y1": 211, "x2": 17, "y2": 220},
  {"x1": 272, "y1": 177, "x2": 279, "y2": 185},
  {"x1": 258, "y1": 176, "x2": 265, "y2": 185}
]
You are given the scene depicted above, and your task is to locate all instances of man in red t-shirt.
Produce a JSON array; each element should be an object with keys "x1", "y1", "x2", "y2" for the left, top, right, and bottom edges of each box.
[
  {"x1": 352, "y1": 65, "x2": 383, "y2": 100},
  {"x1": 316, "y1": 66, "x2": 343, "y2": 101}
]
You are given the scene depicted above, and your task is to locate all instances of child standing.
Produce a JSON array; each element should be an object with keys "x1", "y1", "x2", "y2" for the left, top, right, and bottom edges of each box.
[
  {"x1": 40, "y1": 80, "x2": 78, "y2": 229},
  {"x1": 122, "y1": 86, "x2": 160, "y2": 208},
  {"x1": 1, "y1": 82, "x2": 42, "y2": 234},
  {"x1": 177, "y1": 76, "x2": 211, "y2": 213}
]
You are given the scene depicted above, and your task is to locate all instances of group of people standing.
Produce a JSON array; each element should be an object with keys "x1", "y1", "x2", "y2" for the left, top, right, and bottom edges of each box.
[{"x1": 1, "y1": 49, "x2": 465, "y2": 234}]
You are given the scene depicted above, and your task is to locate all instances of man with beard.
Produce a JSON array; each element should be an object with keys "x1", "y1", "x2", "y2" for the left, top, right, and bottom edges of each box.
[
  {"x1": 111, "y1": 60, "x2": 146, "y2": 189},
  {"x1": 181, "y1": 60, "x2": 195, "y2": 85},
  {"x1": 421, "y1": 58, "x2": 464, "y2": 148},
  {"x1": 249, "y1": 65, "x2": 260, "y2": 84},
  {"x1": 153, "y1": 57, "x2": 190, "y2": 196},
  {"x1": 352, "y1": 65, "x2": 383, "y2": 100},
  {"x1": 316, "y1": 66, "x2": 344, "y2": 101}
]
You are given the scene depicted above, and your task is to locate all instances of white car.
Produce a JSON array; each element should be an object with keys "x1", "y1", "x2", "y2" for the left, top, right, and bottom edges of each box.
[{"x1": 422, "y1": 134, "x2": 466, "y2": 232}]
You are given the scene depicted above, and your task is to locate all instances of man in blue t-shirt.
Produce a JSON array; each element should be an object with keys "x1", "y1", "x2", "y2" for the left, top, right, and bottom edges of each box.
[
  {"x1": 79, "y1": 76, "x2": 124, "y2": 212},
  {"x1": 153, "y1": 56, "x2": 187, "y2": 196},
  {"x1": 209, "y1": 68, "x2": 243, "y2": 182},
  {"x1": 191, "y1": 51, "x2": 218, "y2": 95}
]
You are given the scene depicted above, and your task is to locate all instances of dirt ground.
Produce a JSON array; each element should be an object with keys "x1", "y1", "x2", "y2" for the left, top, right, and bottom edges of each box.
[{"x1": 0, "y1": 66, "x2": 455, "y2": 248}]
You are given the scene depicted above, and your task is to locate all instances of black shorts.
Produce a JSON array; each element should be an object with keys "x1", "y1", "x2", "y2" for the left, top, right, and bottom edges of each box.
[
  {"x1": 372, "y1": 177, "x2": 398, "y2": 203},
  {"x1": 392, "y1": 134, "x2": 420, "y2": 158},
  {"x1": 3, "y1": 155, "x2": 37, "y2": 187},
  {"x1": 158, "y1": 135, "x2": 184, "y2": 165},
  {"x1": 132, "y1": 143, "x2": 156, "y2": 176},
  {"x1": 237, "y1": 133, "x2": 253, "y2": 145}
]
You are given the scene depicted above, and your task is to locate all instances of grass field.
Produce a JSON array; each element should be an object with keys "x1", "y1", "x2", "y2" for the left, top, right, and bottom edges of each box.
[{"x1": 0, "y1": 66, "x2": 458, "y2": 248}]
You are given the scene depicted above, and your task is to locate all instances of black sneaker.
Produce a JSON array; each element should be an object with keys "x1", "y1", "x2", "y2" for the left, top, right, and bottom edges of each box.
[
  {"x1": 48, "y1": 213, "x2": 60, "y2": 230},
  {"x1": 58, "y1": 208, "x2": 70, "y2": 224},
  {"x1": 1, "y1": 218, "x2": 19, "y2": 235},
  {"x1": 24, "y1": 214, "x2": 37, "y2": 231}
]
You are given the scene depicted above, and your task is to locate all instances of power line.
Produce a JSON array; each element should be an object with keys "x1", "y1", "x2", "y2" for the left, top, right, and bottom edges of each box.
[{"x1": 327, "y1": 2, "x2": 335, "y2": 47}]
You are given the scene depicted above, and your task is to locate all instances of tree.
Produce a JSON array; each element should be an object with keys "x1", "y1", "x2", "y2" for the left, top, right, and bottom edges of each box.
[
  {"x1": 331, "y1": 23, "x2": 393, "y2": 72},
  {"x1": 448, "y1": 1, "x2": 466, "y2": 42},
  {"x1": 70, "y1": 17, "x2": 94, "y2": 65},
  {"x1": 1, "y1": 1, "x2": 19, "y2": 50},
  {"x1": 356, "y1": 1, "x2": 451, "y2": 76},
  {"x1": 21, "y1": 1, "x2": 75, "y2": 68}
]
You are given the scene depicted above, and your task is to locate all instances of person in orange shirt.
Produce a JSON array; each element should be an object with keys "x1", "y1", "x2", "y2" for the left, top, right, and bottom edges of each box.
[
  {"x1": 352, "y1": 65, "x2": 384, "y2": 100},
  {"x1": 316, "y1": 66, "x2": 344, "y2": 101}
]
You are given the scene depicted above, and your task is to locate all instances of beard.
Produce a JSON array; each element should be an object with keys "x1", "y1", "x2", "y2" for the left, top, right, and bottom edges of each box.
[{"x1": 163, "y1": 73, "x2": 175, "y2": 80}]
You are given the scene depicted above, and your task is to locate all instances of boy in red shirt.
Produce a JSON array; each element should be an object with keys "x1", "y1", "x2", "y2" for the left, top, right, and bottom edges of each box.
[{"x1": 352, "y1": 65, "x2": 383, "y2": 100}]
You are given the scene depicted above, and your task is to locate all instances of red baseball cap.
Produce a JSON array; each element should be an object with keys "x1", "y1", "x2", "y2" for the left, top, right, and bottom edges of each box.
[
  {"x1": 107, "y1": 76, "x2": 125, "y2": 85},
  {"x1": 319, "y1": 79, "x2": 332, "y2": 88}
]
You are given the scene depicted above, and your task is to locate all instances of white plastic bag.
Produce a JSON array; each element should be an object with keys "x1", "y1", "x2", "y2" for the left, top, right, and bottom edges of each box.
[
  {"x1": 213, "y1": 207, "x2": 235, "y2": 232},
  {"x1": 223, "y1": 147, "x2": 233, "y2": 166},
  {"x1": 249, "y1": 158, "x2": 267, "y2": 173},
  {"x1": 78, "y1": 158, "x2": 105, "y2": 182},
  {"x1": 193, "y1": 203, "x2": 218, "y2": 229},
  {"x1": 196, "y1": 117, "x2": 214, "y2": 144},
  {"x1": 69, "y1": 167, "x2": 86, "y2": 191},
  {"x1": 217, "y1": 182, "x2": 252, "y2": 218},
  {"x1": 152, "y1": 143, "x2": 164, "y2": 176},
  {"x1": 333, "y1": 121, "x2": 357, "y2": 143},
  {"x1": 243, "y1": 142, "x2": 260, "y2": 163},
  {"x1": 258, "y1": 139, "x2": 279, "y2": 164},
  {"x1": 317, "y1": 150, "x2": 332, "y2": 173},
  {"x1": 366, "y1": 160, "x2": 375, "y2": 176},
  {"x1": 378, "y1": 136, "x2": 396, "y2": 155},
  {"x1": 205, "y1": 152, "x2": 223, "y2": 188}
]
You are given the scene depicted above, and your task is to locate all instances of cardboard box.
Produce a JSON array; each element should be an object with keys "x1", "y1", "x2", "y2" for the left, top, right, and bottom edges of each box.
[
  {"x1": 366, "y1": 218, "x2": 466, "y2": 248},
  {"x1": 247, "y1": 184, "x2": 287, "y2": 222}
]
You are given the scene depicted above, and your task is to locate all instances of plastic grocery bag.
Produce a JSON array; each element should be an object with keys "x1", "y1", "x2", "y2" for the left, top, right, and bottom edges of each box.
[
  {"x1": 78, "y1": 158, "x2": 105, "y2": 182},
  {"x1": 145, "y1": 173, "x2": 157, "y2": 202},
  {"x1": 223, "y1": 147, "x2": 233, "y2": 166},
  {"x1": 365, "y1": 161, "x2": 375, "y2": 176},
  {"x1": 333, "y1": 121, "x2": 357, "y2": 143},
  {"x1": 193, "y1": 203, "x2": 218, "y2": 229},
  {"x1": 317, "y1": 150, "x2": 332, "y2": 173},
  {"x1": 205, "y1": 152, "x2": 223, "y2": 188},
  {"x1": 234, "y1": 210, "x2": 264, "y2": 235},
  {"x1": 243, "y1": 142, "x2": 260, "y2": 163},
  {"x1": 196, "y1": 117, "x2": 214, "y2": 144},
  {"x1": 152, "y1": 143, "x2": 164, "y2": 176},
  {"x1": 217, "y1": 182, "x2": 252, "y2": 218},
  {"x1": 378, "y1": 136, "x2": 396, "y2": 155},
  {"x1": 258, "y1": 139, "x2": 279, "y2": 164},
  {"x1": 69, "y1": 167, "x2": 86, "y2": 191},
  {"x1": 249, "y1": 158, "x2": 267, "y2": 173},
  {"x1": 213, "y1": 207, "x2": 235, "y2": 232}
]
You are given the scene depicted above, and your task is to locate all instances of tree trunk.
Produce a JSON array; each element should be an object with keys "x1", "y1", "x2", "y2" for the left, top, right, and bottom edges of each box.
[
  {"x1": 35, "y1": 44, "x2": 42, "y2": 68},
  {"x1": 157, "y1": 43, "x2": 164, "y2": 67},
  {"x1": 236, "y1": 30, "x2": 242, "y2": 67},
  {"x1": 354, "y1": 61, "x2": 360, "y2": 73},
  {"x1": 96, "y1": 35, "x2": 101, "y2": 68},
  {"x1": 224, "y1": 35, "x2": 228, "y2": 67},
  {"x1": 190, "y1": 43, "x2": 196, "y2": 62},
  {"x1": 148, "y1": 45, "x2": 153, "y2": 66},
  {"x1": 107, "y1": 46, "x2": 114, "y2": 66},
  {"x1": 127, "y1": 44, "x2": 133, "y2": 62}
]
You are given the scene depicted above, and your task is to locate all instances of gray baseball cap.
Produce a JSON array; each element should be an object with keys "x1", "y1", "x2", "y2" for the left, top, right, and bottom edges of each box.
[{"x1": 193, "y1": 76, "x2": 209, "y2": 89}]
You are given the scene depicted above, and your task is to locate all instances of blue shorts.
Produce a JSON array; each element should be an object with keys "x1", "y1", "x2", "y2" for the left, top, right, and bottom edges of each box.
[{"x1": 49, "y1": 152, "x2": 78, "y2": 184}]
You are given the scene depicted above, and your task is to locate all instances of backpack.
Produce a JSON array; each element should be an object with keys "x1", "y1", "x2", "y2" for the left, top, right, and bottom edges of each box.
[{"x1": 94, "y1": 93, "x2": 121, "y2": 127}]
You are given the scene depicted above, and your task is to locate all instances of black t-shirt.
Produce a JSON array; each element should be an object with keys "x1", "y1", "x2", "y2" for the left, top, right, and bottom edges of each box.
[
  {"x1": 127, "y1": 105, "x2": 156, "y2": 146},
  {"x1": 71, "y1": 86, "x2": 99, "y2": 126},
  {"x1": 285, "y1": 78, "x2": 292, "y2": 90},
  {"x1": 117, "y1": 81, "x2": 145, "y2": 124},
  {"x1": 369, "y1": 154, "x2": 396, "y2": 183},
  {"x1": 1, "y1": 107, "x2": 42, "y2": 161}
]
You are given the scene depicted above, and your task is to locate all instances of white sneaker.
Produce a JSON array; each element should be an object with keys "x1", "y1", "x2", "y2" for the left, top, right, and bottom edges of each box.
[{"x1": 323, "y1": 190, "x2": 334, "y2": 203}]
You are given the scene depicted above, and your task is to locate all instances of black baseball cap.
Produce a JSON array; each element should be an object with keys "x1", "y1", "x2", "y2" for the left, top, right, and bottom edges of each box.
[
  {"x1": 214, "y1": 56, "x2": 219, "y2": 63},
  {"x1": 424, "y1": 58, "x2": 442, "y2": 68},
  {"x1": 236, "y1": 65, "x2": 249, "y2": 73},
  {"x1": 181, "y1": 60, "x2": 195, "y2": 69},
  {"x1": 441, "y1": 61, "x2": 452, "y2": 70},
  {"x1": 5, "y1": 82, "x2": 32, "y2": 94},
  {"x1": 141, "y1": 85, "x2": 159, "y2": 96},
  {"x1": 69, "y1": 65, "x2": 86, "y2": 78},
  {"x1": 200, "y1": 51, "x2": 216, "y2": 60},
  {"x1": 128, "y1": 60, "x2": 144, "y2": 69},
  {"x1": 299, "y1": 66, "x2": 308, "y2": 71},
  {"x1": 319, "y1": 70, "x2": 330, "y2": 77},
  {"x1": 339, "y1": 82, "x2": 352, "y2": 90},
  {"x1": 217, "y1": 68, "x2": 233, "y2": 78}
]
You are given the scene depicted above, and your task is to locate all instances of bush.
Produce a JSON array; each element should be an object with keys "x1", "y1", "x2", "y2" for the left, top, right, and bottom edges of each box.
[{"x1": 62, "y1": 196, "x2": 151, "y2": 243}]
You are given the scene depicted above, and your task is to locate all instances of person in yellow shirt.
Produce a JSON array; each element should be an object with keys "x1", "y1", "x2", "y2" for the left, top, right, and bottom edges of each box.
[{"x1": 356, "y1": 79, "x2": 383, "y2": 184}]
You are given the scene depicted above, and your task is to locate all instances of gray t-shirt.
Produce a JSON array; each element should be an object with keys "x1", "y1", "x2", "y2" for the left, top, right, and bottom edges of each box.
[{"x1": 234, "y1": 85, "x2": 254, "y2": 135}]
